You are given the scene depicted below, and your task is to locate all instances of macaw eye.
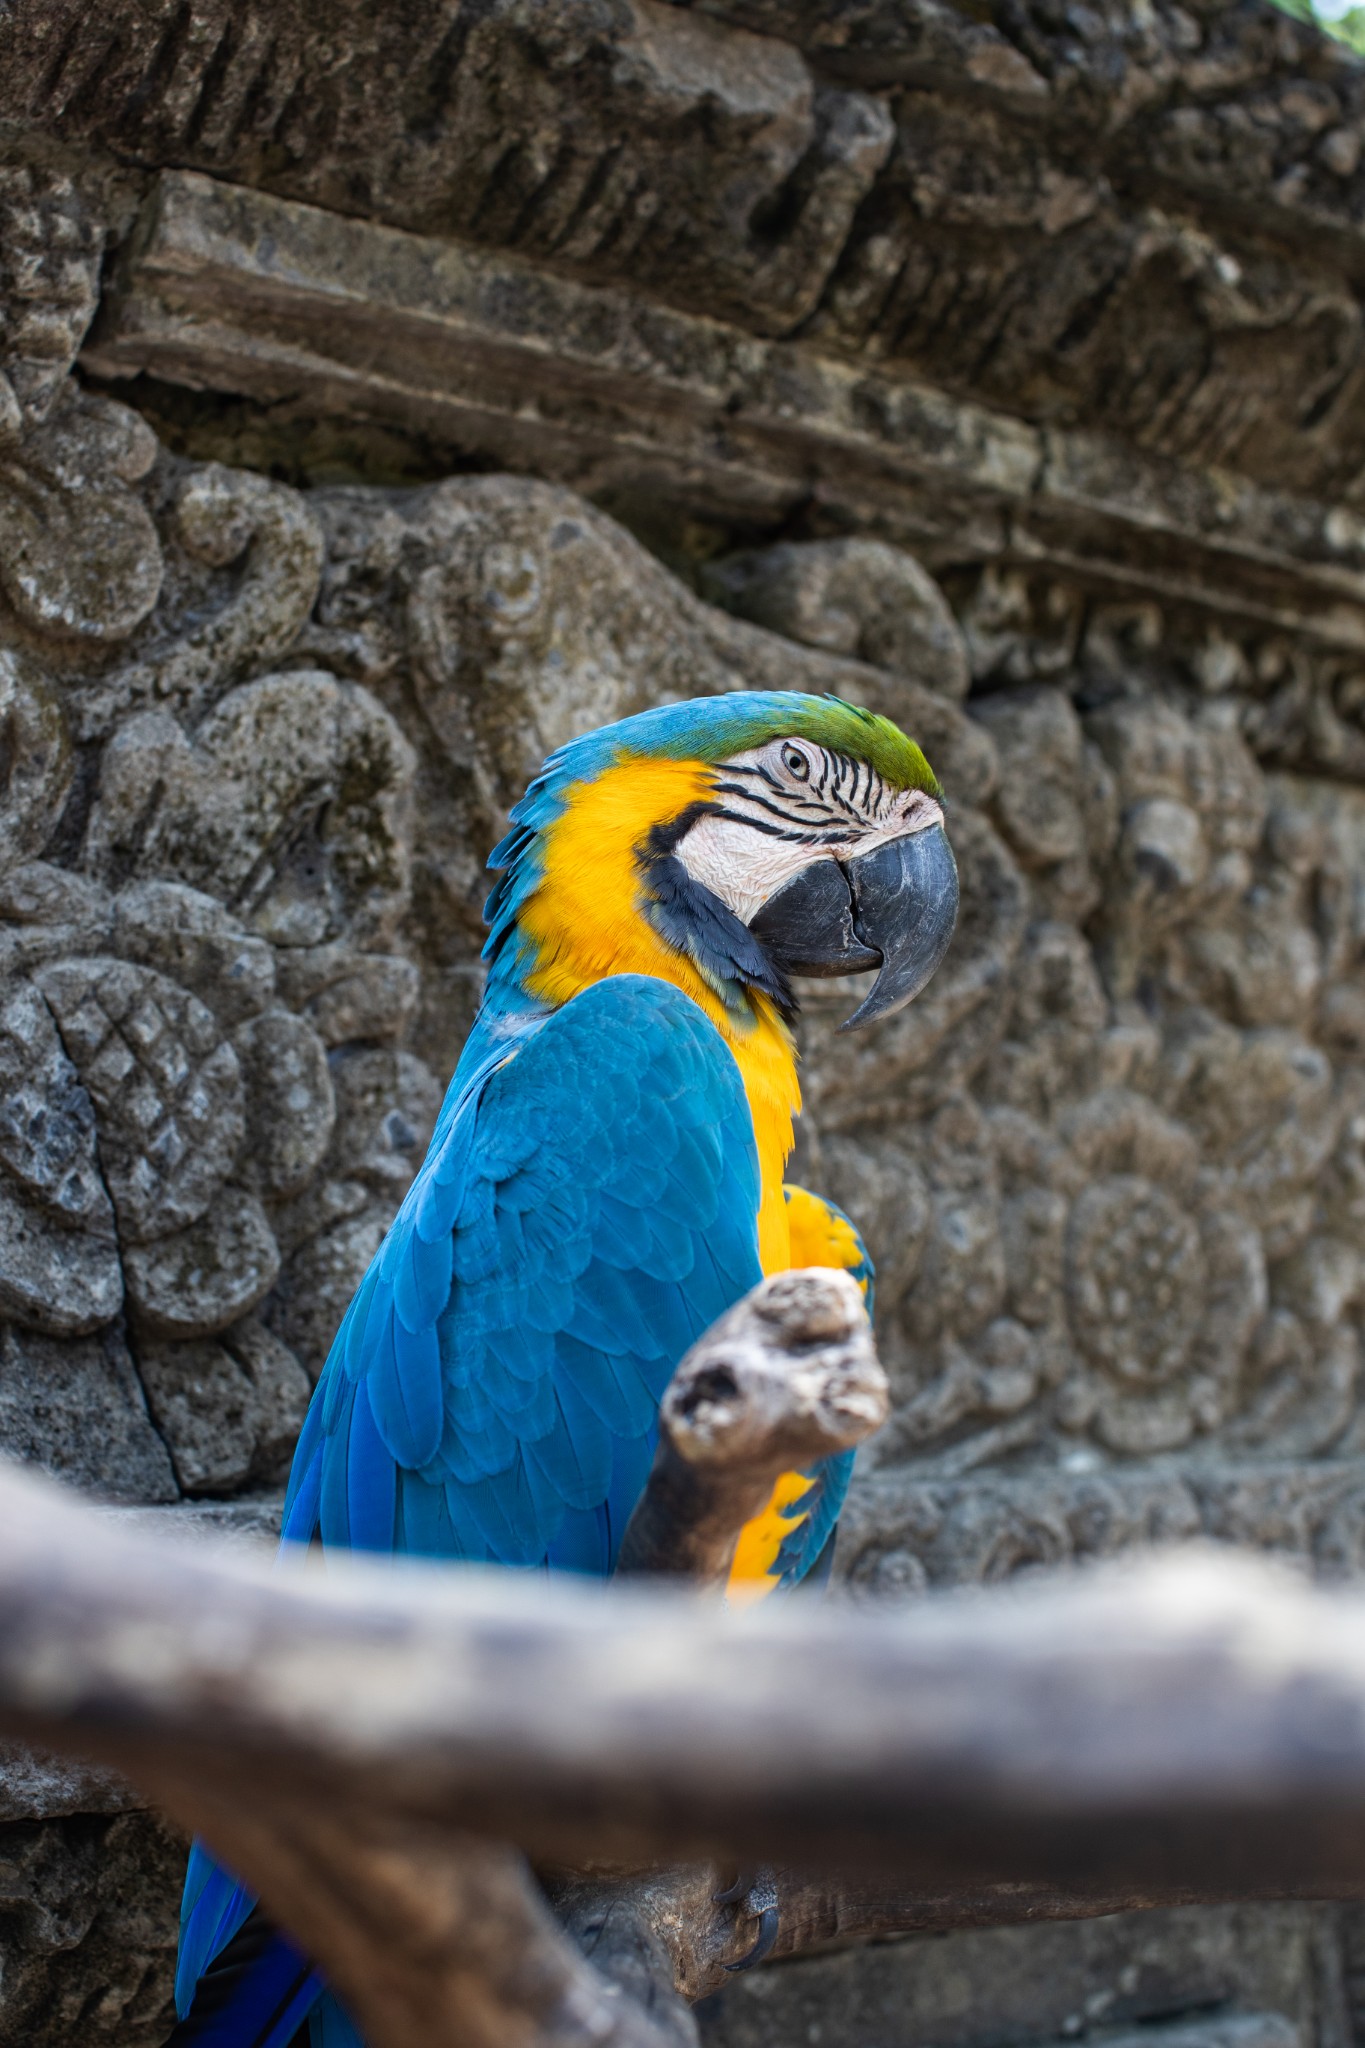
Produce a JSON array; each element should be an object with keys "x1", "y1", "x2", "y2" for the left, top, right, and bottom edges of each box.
[{"x1": 781, "y1": 743, "x2": 811, "y2": 782}]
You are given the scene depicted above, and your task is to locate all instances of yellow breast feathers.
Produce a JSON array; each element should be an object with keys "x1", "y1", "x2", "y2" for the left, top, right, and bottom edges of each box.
[{"x1": 517, "y1": 753, "x2": 800, "y2": 1271}]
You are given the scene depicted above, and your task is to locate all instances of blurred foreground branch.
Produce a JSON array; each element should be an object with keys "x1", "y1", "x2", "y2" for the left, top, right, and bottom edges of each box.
[{"x1": 2, "y1": 1274, "x2": 1365, "y2": 2044}]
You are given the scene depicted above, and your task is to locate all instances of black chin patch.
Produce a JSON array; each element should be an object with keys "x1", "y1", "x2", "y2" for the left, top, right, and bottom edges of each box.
[{"x1": 640, "y1": 848, "x2": 795, "y2": 1020}]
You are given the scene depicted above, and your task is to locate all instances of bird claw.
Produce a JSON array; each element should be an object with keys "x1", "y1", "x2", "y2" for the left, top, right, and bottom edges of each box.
[
  {"x1": 718, "y1": 1866, "x2": 780, "y2": 1972},
  {"x1": 728, "y1": 1902, "x2": 780, "y2": 1972}
]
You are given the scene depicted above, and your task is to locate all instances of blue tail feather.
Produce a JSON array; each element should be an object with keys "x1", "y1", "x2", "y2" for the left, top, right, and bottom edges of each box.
[
  {"x1": 310, "y1": 1992, "x2": 367, "y2": 2047},
  {"x1": 167, "y1": 1908, "x2": 323, "y2": 2048},
  {"x1": 176, "y1": 1851, "x2": 256, "y2": 2018}
]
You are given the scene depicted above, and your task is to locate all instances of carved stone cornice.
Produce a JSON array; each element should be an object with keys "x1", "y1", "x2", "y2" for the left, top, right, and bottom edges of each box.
[
  {"x1": 7, "y1": 0, "x2": 1365, "y2": 510},
  {"x1": 84, "y1": 170, "x2": 1365, "y2": 651}
]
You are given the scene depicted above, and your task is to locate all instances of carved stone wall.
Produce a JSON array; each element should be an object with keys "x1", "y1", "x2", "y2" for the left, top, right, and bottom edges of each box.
[{"x1": 4, "y1": 4, "x2": 1365, "y2": 2046}]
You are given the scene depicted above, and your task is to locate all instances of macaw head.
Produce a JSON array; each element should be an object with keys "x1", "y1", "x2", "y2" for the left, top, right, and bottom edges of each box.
[{"x1": 485, "y1": 690, "x2": 959, "y2": 1032}]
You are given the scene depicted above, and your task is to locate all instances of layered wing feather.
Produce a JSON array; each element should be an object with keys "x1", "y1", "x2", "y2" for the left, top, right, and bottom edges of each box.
[{"x1": 289, "y1": 973, "x2": 764, "y2": 1573}]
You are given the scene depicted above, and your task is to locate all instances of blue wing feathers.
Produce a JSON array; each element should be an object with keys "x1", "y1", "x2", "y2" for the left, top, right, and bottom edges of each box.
[
  {"x1": 637, "y1": 1210, "x2": 699, "y2": 1283},
  {"x1": 318, "y1": 1381, "x2": 356, "y2": 1542},
  {"x1": 529, "y1": 1387, "x2": 613, "y2": 1508},
  {"x1": 396, "y1": 1473, "x2": 460, "y2": 1559},
  {"x1": 547, "y1": 1502, "x2": 611, "y2": 1575},
  {"x1": 591, "y1": 1195, "x2": 649, "y2": 1270},
  {"x1": 482, "y1": 1321, "x2": 552, "y2": 1383},
  {"x1": 281, "y1": 1395, "x2": 323, "y2": 1546},
  {"x1": 320, "y1": 1352, "x2": 351, "y2": 1434},
  {"x1": 167, "y1": 1921, "x2": 321, "y2": 2047},
  {"x1": 437, "y1": 1405, "x2": 517, "y2": 1486},
  {"x1": 462, "y1": 1463, "x2": 558, "y2": 1564},
  {"x1": 339, "y1": 1264, "x2": 383, "y2": 1383},
  {"x1": 281, "y1": 1448, "x2": 321, "y2": 1547},
  {"x1": 555, "y1": 1332, "x2": 655, "y2": 1435},
  {"x1": 391, "y1": 1225, "x2": 453, "y2": 1338},
  {"x1": 565, "y1": 1265, "x2": 661, "y2": 1356},
  {"x1": 366, "y1": 1306, "x2": 444, "y2": 1470},
  {"x1": 336, "y1": 975, "x2": 761, "y2": 1565},
  {"x1": 604, "y1": 1429, "x2": 659, "y2": 1561},
  {"x1": 310, "y1": 1993, "x2": 366, "y2": 2048},
  {"x1": 342, "y1": 1380, "x2": 398, "y2": 1553}
]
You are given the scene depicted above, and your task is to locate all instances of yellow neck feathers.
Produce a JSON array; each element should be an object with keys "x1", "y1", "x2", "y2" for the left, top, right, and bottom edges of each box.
[{"x1": 516, "y1": 755, "x2": 799, "y2": 1271}]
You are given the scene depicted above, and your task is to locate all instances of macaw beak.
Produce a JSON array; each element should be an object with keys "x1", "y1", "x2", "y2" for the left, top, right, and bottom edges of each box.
[{"x1": 748, "y1": 821, "x2": 959, "y2": 1031}]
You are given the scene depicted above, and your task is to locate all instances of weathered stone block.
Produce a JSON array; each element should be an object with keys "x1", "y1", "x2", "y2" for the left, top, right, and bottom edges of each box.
[
  {"x1": 233, "y1": 1009, "x2": 336, "y2": 1199},
  {"x1": 137, "y1": 1319, "x2": 310, "y2": 1494},
  {"x1": 0, "y1": 1813, "x2": 182, "y2": 2048},
  {"x1": 122, "y1": 1189, "x2": 281, "y2": 1340},
  {"x1": 0, "y1": 1326, "x2": 176, "y2": 1504}
]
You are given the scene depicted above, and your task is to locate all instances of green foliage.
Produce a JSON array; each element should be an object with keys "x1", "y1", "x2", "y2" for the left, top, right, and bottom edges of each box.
[{"x1": 1270, "y1": 0, "x2": 1365, "y2": 56}]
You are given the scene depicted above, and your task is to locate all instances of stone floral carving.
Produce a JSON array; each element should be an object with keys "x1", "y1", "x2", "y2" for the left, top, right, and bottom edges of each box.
[
  {"x1": 0, "y1": 166, "x2": 164, "y2": 651},
  {"x1": 33, "y1": 958, "x2": 247, "y2": 1245},
  {"x1": 75, "y1": 464, "x2": 326, "y2": 740},
  {"x1": 0, "y1": 981, "x2": 121, "y2": 1338},
  {"x1": 0, "y1": 388, "x2": 162, "y2": 645},
  {"x1": 0, "y1": 382, "x2": 427, "y2": 1496},
  {"x1": 1001, "y1": 1082, "x2": 1267, "y2": 1458}
]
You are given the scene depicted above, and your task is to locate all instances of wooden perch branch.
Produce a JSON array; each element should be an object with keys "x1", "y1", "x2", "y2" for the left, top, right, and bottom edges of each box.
[
  {"x1": 617, "y1": 1268, "x2": 887, "y2": 1584},
  {"x1": 141, "y1": 1793, "x2": 693, "y2": 2048},
  {"x1": 547, "y1": 1862, "x2": 1365, "y2": 2009},
  {"x1": 6, "y1": 1270, "x2": 1365, "y2": 2045},
  {"x1": 5, "y1": 1465, "x2": 1365, "y2": 1887}
]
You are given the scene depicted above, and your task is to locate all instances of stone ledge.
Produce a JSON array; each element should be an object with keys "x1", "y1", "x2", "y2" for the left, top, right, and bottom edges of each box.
[
  {"x1": 85, "y1": 171, "x2": 1365, "y2": 651},
  {"x1": 838, "y1": 1457, "x2": 1365, "y2": 1596},
  {"x1": 101, "y1": 1489, "x2": 285, "y2": 1547},
  {"x1": 7, "y1": 0, "x2": 1365, "y2": 504},
  {"x1": 0, "y1": 1745, "x2": 139, "y2": 1826},
  {"x1": 700, "y1": 1909, "x2": 1325, "y2": 2048}
]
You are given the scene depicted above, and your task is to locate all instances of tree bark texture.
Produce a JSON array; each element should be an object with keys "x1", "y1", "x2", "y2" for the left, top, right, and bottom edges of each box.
[{"x1": 617, "y1": 1268, "x2": 887, "y2": 1585}]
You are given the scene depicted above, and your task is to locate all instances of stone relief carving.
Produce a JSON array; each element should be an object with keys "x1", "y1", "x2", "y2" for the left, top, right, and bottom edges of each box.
[
  {"x1": 694, "y1": 534, "x2": 1365, "y2": 1577},
  {"x1": 3, "y1": 6, "x2": 1365, "y2": 2043},
  {"x1": 4, "y1": 159, "x2": 1365, "y2": 1614},
  {"x1": 0, "y1": 395, "x2": 1352, "y2": 1565}
]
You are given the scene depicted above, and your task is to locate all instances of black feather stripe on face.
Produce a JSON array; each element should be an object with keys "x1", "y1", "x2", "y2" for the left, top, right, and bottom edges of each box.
[
  {"x1": 716, "y1": 752, "x2": 896, "y2": 838},
  {"x1": 635, "y1": 813, "x2": 795, "y2": 1020}
]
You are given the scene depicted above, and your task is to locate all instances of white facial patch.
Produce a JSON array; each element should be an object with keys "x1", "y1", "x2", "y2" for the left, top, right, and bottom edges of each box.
[
  {"x1": 674, "y1": 741, "x2": 943, "y2": 925},
  {"x1": 676, "y1": 811, "x2": 818, "y2": 925}
]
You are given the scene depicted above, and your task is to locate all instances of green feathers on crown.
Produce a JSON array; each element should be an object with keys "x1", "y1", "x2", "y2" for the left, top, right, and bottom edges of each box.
[
  {"x1": 751, "y1": 695, "x2": 941, "y2": 797},
  {"x1": 547, "y1": 690, "x2": 942, "y2": 797}
]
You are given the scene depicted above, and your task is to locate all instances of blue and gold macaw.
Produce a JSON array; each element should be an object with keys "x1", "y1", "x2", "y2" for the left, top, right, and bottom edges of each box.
[{"x1": 169, "y1": 690, "x2": 958, "y2": 2048}]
